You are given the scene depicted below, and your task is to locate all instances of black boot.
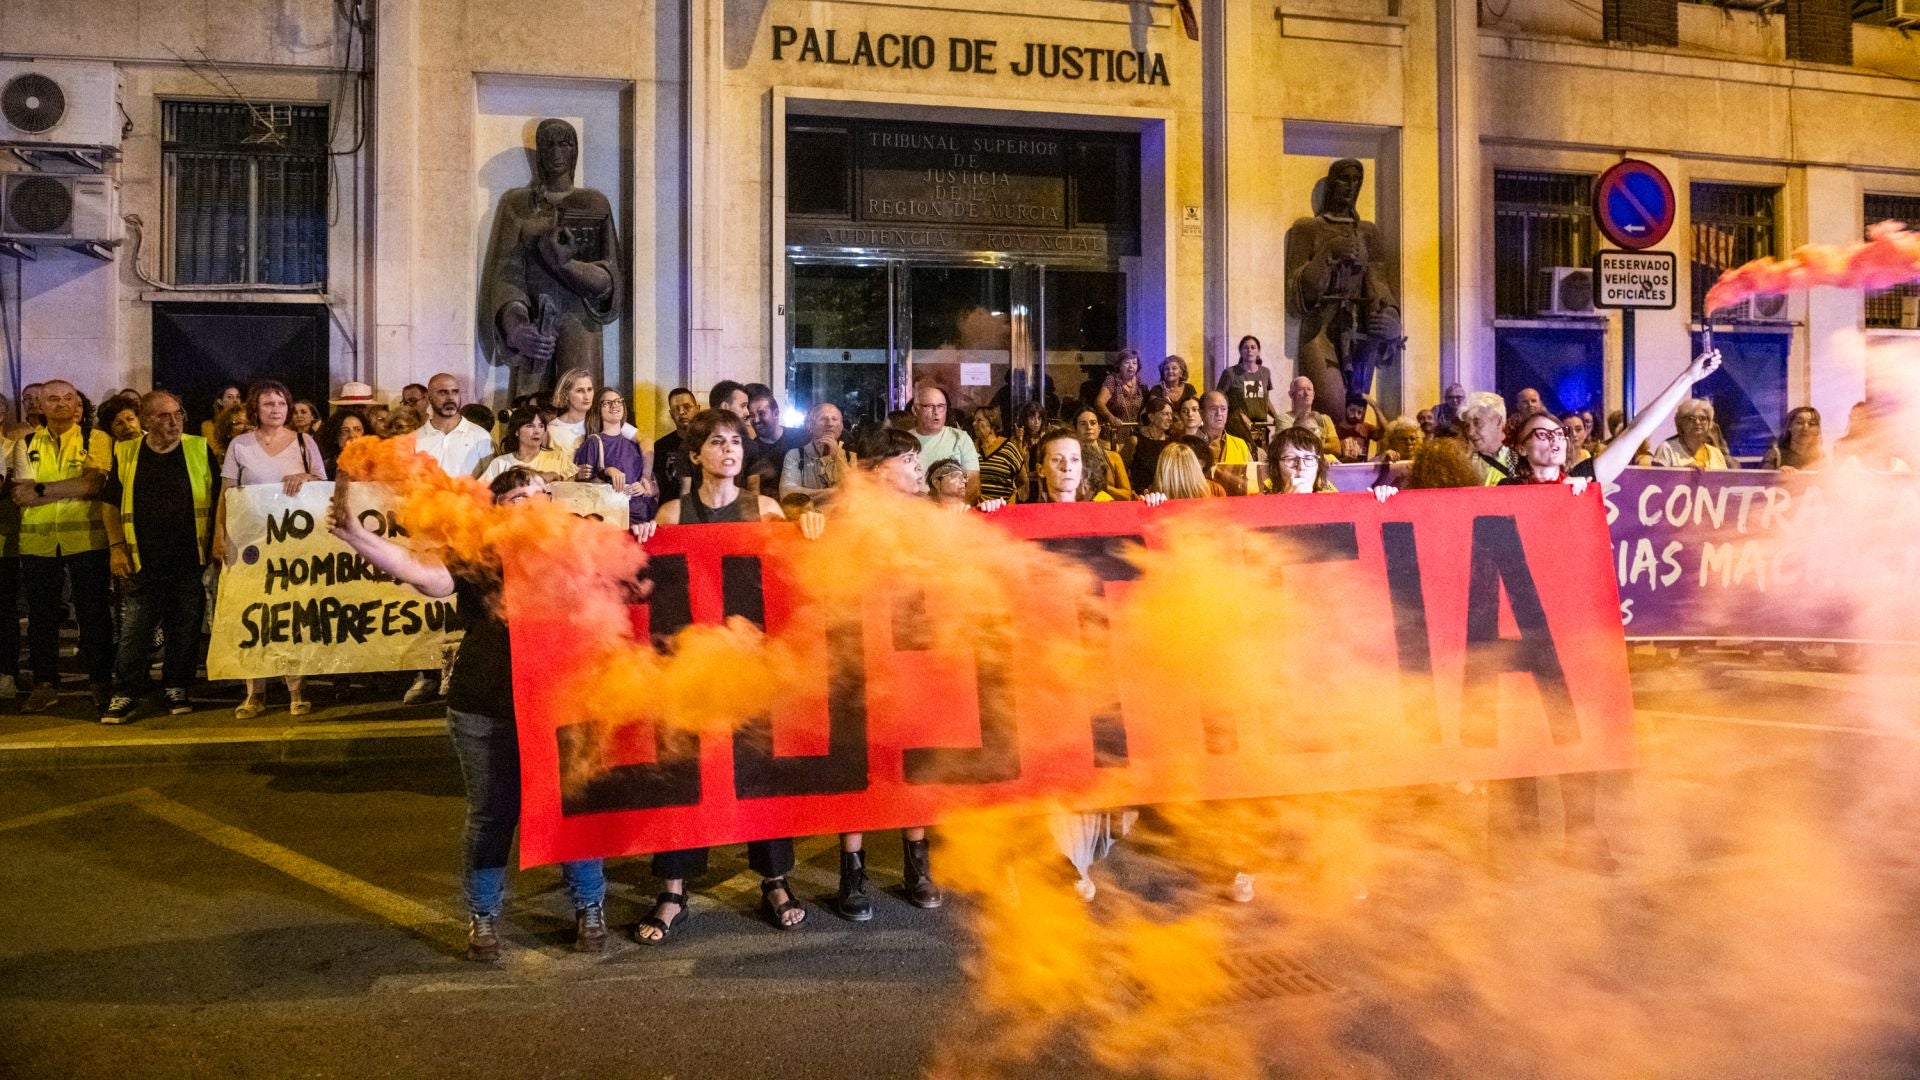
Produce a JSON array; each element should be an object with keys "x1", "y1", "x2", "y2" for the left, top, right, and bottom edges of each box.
[
  {"x1": 836, "y1": 849, "x2": 873, "y2": 922},
  {"x1": 902, "y1": 837, "x2": 944, "y2": 909}
]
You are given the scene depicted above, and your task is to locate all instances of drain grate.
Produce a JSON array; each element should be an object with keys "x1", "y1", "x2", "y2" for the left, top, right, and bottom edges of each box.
[{"x1": 1214, "y1": 949, "x2": 1340, "y2": 1002}]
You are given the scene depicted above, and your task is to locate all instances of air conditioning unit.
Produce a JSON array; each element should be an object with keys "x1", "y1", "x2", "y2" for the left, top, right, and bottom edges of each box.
[
  {"x1": 0, "y1": 60, "x2": 121, "y2": 148},
  {"x1": 1889, "y1": 0, "x2": 1920, "y2": 27},
  {"x1": 1537, "y1": 266, "x2": 1597, "y2": 316},
  {"x1": 1, "y1": 173, "x2": 120, "y2": 245},
  {"x1": 1721, "y1": 292, "x2": 1790, "y2": 323}
]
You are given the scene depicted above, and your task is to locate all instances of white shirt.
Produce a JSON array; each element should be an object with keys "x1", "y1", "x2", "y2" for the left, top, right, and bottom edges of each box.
[
  {"x1": 1650, "y1": 436, "x2": 1729, "y2": 470},
  {"x1": 415, "y1": 419, "x2": 495, "y2": 478},
  {"x1": 548, "y1": 417, "x2": 635, "y2": 459}
]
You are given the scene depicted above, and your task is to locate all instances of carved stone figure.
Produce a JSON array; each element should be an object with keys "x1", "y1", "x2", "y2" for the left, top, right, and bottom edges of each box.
[
  {"x1": 483, "y1": 119, "x2": 623, "y2": 398},
  {"x1": 1284, "y1": 158, "x2": 1404, "y2": 409}
]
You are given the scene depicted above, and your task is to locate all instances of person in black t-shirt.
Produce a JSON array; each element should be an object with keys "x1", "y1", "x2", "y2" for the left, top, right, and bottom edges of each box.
[
  {"x1": 744, "y1": 384, "x2": 808, "y2": 499},
  {"x1": 651, "y1": 386, "x2": 700, "y2": 499},
  {"x1": 330, "y1": 466, "x2": 609, "y2": 962},
  {"x1": 98, "y1": 392, "x2": 220, "y2": 724}
]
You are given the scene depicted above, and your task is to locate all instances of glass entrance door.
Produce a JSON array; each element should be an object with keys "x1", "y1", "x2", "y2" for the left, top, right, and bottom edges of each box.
[
  {"x1": 788, "y1": 263, "x2": 893, "y2": 430},
  {"x1": 905, "y1": 266, "x2": 1015, "y2": 422},
  {"x1": 1039, "y1": 268, "x2": 1126, "y2": 419},
  {"x1": 785, "y1": 258, "x2": 1124, "y2": 431}
]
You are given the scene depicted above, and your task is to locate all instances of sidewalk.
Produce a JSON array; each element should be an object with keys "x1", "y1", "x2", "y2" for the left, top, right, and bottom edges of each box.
[{"x1": 0, "y1": 680, "x2": 451, "y2": 771}]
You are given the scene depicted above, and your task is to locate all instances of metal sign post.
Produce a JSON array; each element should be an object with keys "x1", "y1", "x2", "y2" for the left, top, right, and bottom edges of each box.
[{"x1": 1592, "y1": 161, "x2": 1677, "y2": 422}]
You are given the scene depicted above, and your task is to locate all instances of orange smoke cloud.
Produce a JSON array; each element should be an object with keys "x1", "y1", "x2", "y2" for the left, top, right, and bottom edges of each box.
[
  {"x1": 335, "y1": 434, "x2": 645, "y2": 635},
  {"x1": 1704, "y1": 220, "x2": 1920, "y2": 316},
  {"x1": 347, "y1": 426, "x2": 1920, "y2": 1079}
]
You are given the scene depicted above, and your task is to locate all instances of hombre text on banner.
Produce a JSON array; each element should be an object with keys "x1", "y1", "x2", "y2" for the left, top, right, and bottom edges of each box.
[{"x1": 207, "y1": 483, "x2": 462, "y2": 681}]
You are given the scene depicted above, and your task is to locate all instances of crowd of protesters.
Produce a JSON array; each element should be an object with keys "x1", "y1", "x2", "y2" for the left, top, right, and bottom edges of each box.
[{"x1": 5, "y1": 342, "x2": 1910, "y2": 957}]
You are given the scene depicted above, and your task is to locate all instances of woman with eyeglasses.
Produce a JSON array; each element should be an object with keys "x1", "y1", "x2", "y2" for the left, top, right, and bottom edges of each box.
[
  {"x1": 635, "y1": 409, "x2": 823, "y2": 943},
  {"x1": 1467, "y1": 349, "x2": 1724, "y2": 874},
  {"x1": 573, "y1": 387, "x2": 656, "y2": 525}
]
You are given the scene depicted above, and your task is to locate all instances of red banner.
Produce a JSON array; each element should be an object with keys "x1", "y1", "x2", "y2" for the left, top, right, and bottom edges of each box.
[{"x1": 510, "y1": 487, "x2": 1634, "y2": 866}]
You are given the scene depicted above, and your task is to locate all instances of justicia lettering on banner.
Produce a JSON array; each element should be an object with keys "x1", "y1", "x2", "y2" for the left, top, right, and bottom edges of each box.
[{"x1": 508, "y1": 486, "x2": 1634, "y2": 867}]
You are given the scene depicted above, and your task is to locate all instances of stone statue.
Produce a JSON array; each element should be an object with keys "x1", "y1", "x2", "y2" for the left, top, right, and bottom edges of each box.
[
  {"x1": 483, "y1": 119, "x2": 623, "y2": 398},
  {"x1": 1284, "y1": 158, "x2": 1404, "y2": 409}
]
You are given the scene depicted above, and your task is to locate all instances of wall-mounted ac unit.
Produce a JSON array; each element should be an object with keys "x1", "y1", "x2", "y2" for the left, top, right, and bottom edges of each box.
[
  {"x1": 1537, "y1": 266, "x2": 1597, "y2": 316},
  {"x1": 1, "y1": 173, "x2": 120, "y2": 245},
  {"x1": 1889, "y1": 0, "x2": 1920, "y2": 27},
  {"x1": 0, "y1": 60, "x2": 121, "y2": 148},
  {"x1": 1721, "y1": 292, "x2": 1789, "y2": 323}
]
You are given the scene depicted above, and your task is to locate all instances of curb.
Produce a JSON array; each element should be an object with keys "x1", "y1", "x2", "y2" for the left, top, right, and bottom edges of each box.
[{"x1": 0, "y1": 719, "x2": 454, "y2": 771}]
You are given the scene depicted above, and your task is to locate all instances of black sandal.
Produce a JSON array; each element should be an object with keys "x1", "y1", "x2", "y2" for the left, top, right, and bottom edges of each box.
[
  {"x1": 759, "y1": 877, "x2": 807, "y2": 931},
  {"x1": 634, "y1": 891, "x2": 688, "y2": 945}
]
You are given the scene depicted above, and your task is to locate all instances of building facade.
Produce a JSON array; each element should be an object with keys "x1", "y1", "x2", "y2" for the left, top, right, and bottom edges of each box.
[{"x1": 2, "y1": 0, "x2": 1916, "y2": 448}]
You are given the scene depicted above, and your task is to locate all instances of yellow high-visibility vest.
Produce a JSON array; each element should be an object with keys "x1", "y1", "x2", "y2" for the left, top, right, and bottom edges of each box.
[
  {"x1": 14, "y1": 425, "x2": 109, "y2": 557},
  {"x1": 114, "y1": 435, "x2": 214, "y2": 572}
]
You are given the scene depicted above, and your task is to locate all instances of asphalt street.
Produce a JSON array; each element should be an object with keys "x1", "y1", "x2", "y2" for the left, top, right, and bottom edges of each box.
[{"x1": 4, "y1": 648, "x2": 1920, "y2": 1079}]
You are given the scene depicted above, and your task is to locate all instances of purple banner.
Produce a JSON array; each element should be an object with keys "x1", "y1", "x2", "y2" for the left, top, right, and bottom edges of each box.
[
  {"x1": 1605, "y1": 466, "x2": 1920, "y2": 642},
  {"x1": 1322, "y1": 461, "x2": 1920, "y2": 642}
]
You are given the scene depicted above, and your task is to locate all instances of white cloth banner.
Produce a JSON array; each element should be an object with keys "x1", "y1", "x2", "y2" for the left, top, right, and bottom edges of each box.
[{"x1": 207, "y1": 483, "x2": 460, "y2": 681}]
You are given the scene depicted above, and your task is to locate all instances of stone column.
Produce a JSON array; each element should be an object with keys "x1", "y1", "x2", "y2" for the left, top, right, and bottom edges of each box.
[
  {"x1": 369, "y1": 0, "x2": 420, "y2": 397},
  {"x1": 1436, "y1": 0, "x2": 1488, "y2": 395},
  {"x1": 1802, "y1": 166, "x2": 1866, "y2": 435}
]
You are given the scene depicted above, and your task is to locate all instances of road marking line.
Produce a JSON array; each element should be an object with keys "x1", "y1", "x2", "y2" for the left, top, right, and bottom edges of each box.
[
  {"x1": 378, "y1": 959, "x2": 702, "y2": 995},
  {"x1": 0, "y1": 720, "x2": 446, "y2": 753},
  {"x1": 1640, "y1": 709, "x2": 1917, "y2": 739},
  {"x1": 0, "y1": 789, "x2": 147, "y2": 833},
  {"x1": 708, "y1": 835, "x2": 838, "y2": 905},
  {"x1": 127, "y1": 789, "x2": 490, "y2": 960}
]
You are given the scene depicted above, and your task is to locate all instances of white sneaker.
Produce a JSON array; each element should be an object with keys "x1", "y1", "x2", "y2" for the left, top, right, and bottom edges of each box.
[
  {"x1": 402, "y1": 673, "x2": 437, "y2": 705},
  {"x1": 1230, "y1": 872, "x2": 1256, "y2": 904},
  {"x1": 0, "y1": 674, "x2": 15, "y2": 700}
]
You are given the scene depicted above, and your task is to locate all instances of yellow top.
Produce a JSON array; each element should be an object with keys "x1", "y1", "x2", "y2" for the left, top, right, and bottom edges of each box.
[{"x1": 13, "y1": 425, "x2": 111, "y2": 556}]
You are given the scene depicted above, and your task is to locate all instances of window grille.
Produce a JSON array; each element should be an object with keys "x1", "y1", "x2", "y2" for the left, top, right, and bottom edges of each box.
[
  {"x1": 163, "y1": 100, "x2": 329, "y2": 286},
  {"x1": 1864, "y1": 193, "x2": 1920, "y2": 329},
  {"x1": 1690, "y1": 182, "x2": 1777, "y2": 320},
  {"x1": 1493, "y1": 171, "x2": 1598, "y2": 319}
]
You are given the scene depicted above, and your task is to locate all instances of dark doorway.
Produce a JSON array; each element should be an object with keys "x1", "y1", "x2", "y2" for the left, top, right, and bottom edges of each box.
[{"x1": 152, "y1": 302, "x2": 330, "y2": 430}]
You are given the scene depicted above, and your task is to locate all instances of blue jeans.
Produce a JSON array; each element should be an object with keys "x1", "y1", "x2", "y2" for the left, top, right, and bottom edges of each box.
[
  {"x1": 112, "y1": 563, "x2": 206, "y2": 693},
  {"x1": 446, "y1": 708, "x2": 605, "y2": 917}
]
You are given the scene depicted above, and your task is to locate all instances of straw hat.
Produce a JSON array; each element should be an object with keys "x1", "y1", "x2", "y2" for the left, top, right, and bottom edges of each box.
[{"x1": 329, "y1": 381, "x2": 377, "y2": 406}]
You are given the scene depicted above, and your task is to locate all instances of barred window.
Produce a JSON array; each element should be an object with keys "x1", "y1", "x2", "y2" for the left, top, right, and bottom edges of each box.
[
  {"x1": 1691, "y1": 182, "x2": 1777, "y2": 320},
  {"x1": 1864, "y1": 193, "x2": 1920, "y2": 329},
  {"x1": 163, "y1": 100, "x2": 329, "y2": 287},
  {"x1": 1493, "y1": 171, "x2": 1598, "y2": 319}
]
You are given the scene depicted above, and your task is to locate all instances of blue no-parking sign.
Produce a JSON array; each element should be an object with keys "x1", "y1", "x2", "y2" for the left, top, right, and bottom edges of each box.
[{"x1": 1593, "y1": 160, "x2": 1675, "y2": 250}]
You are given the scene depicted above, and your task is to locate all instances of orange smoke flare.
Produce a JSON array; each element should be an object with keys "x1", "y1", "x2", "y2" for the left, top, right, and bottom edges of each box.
[
  {"x1": 335, "y1": 434, "x2": 647, "y2": 632},
  {"x1": 1703, "y1": 220, "x2": 1920, "y2": 316}
]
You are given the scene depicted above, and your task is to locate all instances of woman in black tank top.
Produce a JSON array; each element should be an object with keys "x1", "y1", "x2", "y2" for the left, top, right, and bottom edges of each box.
[{"x1": 638, "y1": 409, "x2": 819, "y2": 943}]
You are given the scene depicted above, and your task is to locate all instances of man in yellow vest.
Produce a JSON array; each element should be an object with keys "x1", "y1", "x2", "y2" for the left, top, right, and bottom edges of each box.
[
  {"x1": 98, "y1": 392, "x2": 219, "y2": 724},
  {"x1": 9, "y1": 379, "x2": 112, "y2": 713},
  {"x1": 0, "y1": 422, "x2": 19, "y2": 702}
]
